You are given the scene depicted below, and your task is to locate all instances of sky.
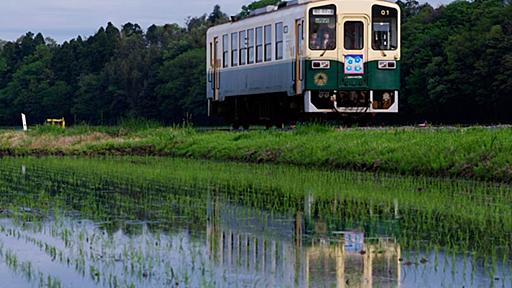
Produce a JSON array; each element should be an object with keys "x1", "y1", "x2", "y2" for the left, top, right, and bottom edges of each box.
[
  {"x1": 0, "y1": 0, "x2": 245, "y2": 42},
  {"x1": 0, "y1": 0, "x2": 449, "y2": 43}
]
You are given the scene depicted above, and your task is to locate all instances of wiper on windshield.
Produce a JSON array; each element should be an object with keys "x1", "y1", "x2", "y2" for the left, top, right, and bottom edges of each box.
[{"x1": 320, "y1": 48, "x2": 328, "y2": 57}]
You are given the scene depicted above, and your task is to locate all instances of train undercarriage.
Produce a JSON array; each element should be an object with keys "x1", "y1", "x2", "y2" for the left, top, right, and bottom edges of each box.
[{"x1": 210, "y1": 90, "x2": 398, "y2": 128}]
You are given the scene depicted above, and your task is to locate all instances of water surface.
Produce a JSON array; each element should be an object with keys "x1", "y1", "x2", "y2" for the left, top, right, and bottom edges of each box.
[{"x1": 0, "y1": 157, "x2": 510, "y2": 287}]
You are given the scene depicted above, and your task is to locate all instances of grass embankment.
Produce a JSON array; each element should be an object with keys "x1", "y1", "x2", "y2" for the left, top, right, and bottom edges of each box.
[{"x1": 0, "y1": 123, "x2": 511, "y2": 182}]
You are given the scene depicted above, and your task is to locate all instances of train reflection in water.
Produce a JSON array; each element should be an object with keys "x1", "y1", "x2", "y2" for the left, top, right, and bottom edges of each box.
[{"x1": 207, "y1": 194, "x2": 401, "y2": 287}]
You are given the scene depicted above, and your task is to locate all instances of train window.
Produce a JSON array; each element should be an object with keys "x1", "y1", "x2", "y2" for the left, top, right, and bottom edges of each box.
[
  {"x1": 231, "y1": 33, "x2": 238, "y2": 67},
  {"x1": 276, "y1": 22, "x2": 283, "y2": 60},
  {"x1": 222, "y1": 34, "x2": 229, "y2": 68},
  {"x1": 298, "y1": 21, "x2": 303, "y2": 55},
  {"x1": 309, "y1": 5, "x2": 336, "y2": 50},
  {"x1": 344, "y1": 21, "x2": 364, "y2": 50},
  {"x1": 264, "y1": 25, "x2": 272, "y2": 61},
  {"x1": 239, "y1": 30, "x2": 247, "y2": 65},
  {"x1": 256, "y1": 27, "x2": 263, "y2": 63},
  {"x1": 247, "y1": 28, "x2": 255, "y2": 64},
  {"x1": 372, "y1": 5, "x2": 398, "y2": 50},
  {"x1": 209, "y1": 42, "x2": 213, "y2": 67}
]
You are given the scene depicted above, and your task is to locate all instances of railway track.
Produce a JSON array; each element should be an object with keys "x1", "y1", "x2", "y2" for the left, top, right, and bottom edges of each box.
[{"x1": 195, "y1": 124, "x2": 512, "y2": 132}]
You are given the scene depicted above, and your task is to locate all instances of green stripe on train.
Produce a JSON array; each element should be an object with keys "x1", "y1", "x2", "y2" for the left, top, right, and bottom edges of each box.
[{"x1": 305, "y1": 60, "x2": 400, "y2": 91}]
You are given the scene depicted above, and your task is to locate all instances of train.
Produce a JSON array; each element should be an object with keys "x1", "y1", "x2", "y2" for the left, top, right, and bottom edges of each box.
[{"x1": 206, "y1": 0, "x2": 401, "y2": 128}]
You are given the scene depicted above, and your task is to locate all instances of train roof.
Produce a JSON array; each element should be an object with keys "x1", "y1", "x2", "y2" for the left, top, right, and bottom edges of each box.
[{"x1": 208, "y1": 0, "x2": 399, "y2": 34}]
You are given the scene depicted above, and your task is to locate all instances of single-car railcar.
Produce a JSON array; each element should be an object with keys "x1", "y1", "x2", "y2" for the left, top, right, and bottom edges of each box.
[{"x1": 206, "y1": 0, "x2": 400, "y2": 127}]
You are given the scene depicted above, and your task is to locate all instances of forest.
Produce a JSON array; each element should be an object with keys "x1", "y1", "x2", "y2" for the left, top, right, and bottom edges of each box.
[{"x1": 0, "y1": 0, "x2": 510, "y2": 126}]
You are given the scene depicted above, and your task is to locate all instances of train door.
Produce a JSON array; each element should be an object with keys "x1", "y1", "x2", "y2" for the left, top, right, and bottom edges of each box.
[
  {"x1": 341, "y1": 17, "x2": 368, "y2": 76},
  {"x1": 210, "y1": 37, "x2": 220, "y2": 101},
  {"x1": 294, "y1": 19, "x2": 304, "y2": 95}
]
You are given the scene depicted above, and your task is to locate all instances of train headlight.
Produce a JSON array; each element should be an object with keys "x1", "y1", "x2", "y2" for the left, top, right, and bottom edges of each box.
[
  {"x1": 378, "y1": 61, "x2": 397, "y2": 70},
  {"x1": 312, "y1": 61, "x2": 330, "y2": 69}
]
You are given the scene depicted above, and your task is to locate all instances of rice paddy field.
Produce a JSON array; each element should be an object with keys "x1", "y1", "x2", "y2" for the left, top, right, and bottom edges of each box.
[{"x1": 0, "y1": 156, "x2": 510, "y2": 287}]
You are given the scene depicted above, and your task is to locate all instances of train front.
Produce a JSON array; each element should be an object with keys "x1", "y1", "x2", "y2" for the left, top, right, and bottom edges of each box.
[{"x1": 303, "y1": 0, "x2": 400, "y2": 114}]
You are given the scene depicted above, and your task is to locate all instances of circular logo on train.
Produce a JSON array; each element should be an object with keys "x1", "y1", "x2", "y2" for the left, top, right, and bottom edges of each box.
[{"x1": 314, "y1": 73, "x2": 328, "y2": 86}]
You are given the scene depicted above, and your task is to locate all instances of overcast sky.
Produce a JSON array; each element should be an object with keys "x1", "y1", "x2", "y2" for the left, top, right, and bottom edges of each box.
[{"x1": 0, "y1": 0, "x2": 448, "y2": 43}]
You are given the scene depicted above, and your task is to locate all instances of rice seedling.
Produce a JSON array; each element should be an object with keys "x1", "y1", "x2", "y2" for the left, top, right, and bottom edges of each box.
[{"x1": 0, "y1": 156, "x2": 509, "y2": 287}]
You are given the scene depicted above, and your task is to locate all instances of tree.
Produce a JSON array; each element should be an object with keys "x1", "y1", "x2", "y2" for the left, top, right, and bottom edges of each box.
[
  {"x1": 0, "y1": 1, "x2": 510, "y2": 126},
  {"x1": 241, "y1": 0, "x2": 282, "y2": 17},
  {"x1": 72, "y1": 73, "x2": 106, "y2": 123},
  {"x1": 208, "y1": 5, "x2": 229, "y2": 25},
  {"x1": 157, "y1": 48, "x2": 206, "y2": 123},
  {"x1": 0, "y1": 45, "x2": 53, "y2": 123}
]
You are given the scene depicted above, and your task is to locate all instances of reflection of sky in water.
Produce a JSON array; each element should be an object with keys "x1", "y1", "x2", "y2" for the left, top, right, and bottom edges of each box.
[
  {"x1": 402, "y1": 250, "x2": 511, "y2": 288},
  {"x1": 0, "y1": 159, "x2": 509, "y2": 288},
  {"x1": 0, "y1": 201, "x2": 509, "y2": 287}
]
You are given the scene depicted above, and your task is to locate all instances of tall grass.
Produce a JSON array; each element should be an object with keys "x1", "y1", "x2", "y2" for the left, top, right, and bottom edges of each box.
[{"x1": 1, "y1": 125, "x2": 512, "y2": 181}]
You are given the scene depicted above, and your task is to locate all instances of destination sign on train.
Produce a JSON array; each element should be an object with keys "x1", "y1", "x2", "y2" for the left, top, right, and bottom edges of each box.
[
  {"x1": 312, "y1": 8, "x2": 335, "y2": 15},
  {"x1": 314, "y1": 18, "x2": 333, "y2": 24}
]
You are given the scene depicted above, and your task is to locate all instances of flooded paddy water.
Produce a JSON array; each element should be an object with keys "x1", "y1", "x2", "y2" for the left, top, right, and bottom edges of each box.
[{"x1": 0, "y1": 157, "x2": 510, "y2": 288}]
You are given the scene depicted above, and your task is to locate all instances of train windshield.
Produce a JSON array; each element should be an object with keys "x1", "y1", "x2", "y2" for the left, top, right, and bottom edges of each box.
[
  {"x1": 372, "y1": 5, "x2": 398, "y2": 50},
  {"x1": 309, "y1": 5, "x2": 337, "y2": 50}
]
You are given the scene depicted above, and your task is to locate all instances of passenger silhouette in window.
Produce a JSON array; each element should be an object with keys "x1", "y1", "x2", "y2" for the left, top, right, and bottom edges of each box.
[
  {"x1": 310, "y1": 33, "x2": 321, "y2": 50},
  {"x1": 322, "y1": 32, "x2": 335, "y2": 50},
  {"x1": 309, "y1": 5, "x2": 337, "y2": 51}
]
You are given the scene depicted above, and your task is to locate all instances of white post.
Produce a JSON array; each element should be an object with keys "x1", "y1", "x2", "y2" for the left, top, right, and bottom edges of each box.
[{"x1": 21, "y1": 113, "x2": 27, "y2": 131}]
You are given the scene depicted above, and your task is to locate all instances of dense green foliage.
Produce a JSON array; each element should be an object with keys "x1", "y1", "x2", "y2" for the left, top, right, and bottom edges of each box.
[
  {"x1": 241, "y1": 0, "x2": 282, "y2": 17},
  {"x1": 1, "y1": 125, "x2": 511, "y2": 182},
  {"x1": 0, "y1": 6, "x2": 229, "y2": 126},
  {"x1": 0, "y1": 0, "x2": 511, "y2": 125},
  {"x1": 399, "y1": 0, "x2": 512, "y2": 123}
]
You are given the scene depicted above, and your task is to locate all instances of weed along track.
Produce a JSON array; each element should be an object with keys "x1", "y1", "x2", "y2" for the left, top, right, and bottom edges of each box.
[
  {"x1": 2, "y1": 125, "x2": 512, "y2": 182},
  {"x1": 0, "y1": 157, "x2": 509, "y2": 287}
]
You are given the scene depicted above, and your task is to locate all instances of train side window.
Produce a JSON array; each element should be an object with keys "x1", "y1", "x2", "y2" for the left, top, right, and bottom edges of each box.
[
  {"x1": 247, "y1": 28, "x2": 255, "y2": 64},
  {"x1": 239, "y1": 31, "x2": 247, "y2": 65},
  {"x1": 209, "y1": 42, "x2": 213, "y2": 67},
  {"x1": 264, "y1": 25, "x2": 272, "y2": 61},
  {"x1": 231, "y1": 33, "x2": 238, "y2": 67},
  {"x1": 298, "y1": 21, "x2": 303, "y2": 55},
  {"x1": 301, "y1": 20, "x2": 304, "y2": 40},
  {"x1": 276, "y1": 22, "x2": 283, "y2": 60},
  {"x1": 344, "y1": 21, "x2": 364, "y2": 50},
  {"x1": 256, "y1": 27, "x2": 263, "y2": 63},
  {"x1": 222, "y1": 34, "x2": 229, "y2": 68}
]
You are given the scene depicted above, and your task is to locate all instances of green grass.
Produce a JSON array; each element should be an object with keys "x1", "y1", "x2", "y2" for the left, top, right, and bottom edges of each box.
[{"x1": 1, "y1": 124, "x2": 512, "y2": 182}]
